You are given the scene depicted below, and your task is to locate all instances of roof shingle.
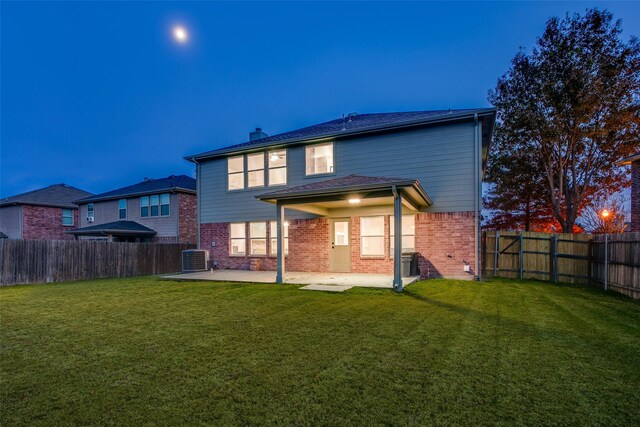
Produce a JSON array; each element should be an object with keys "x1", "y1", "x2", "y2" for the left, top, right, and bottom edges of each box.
[
  {"x1": 0, "y1": 184, "x2": 93, "y2": 209},
  {"x1": 77, "y1": 175, "x2": 196, "y2": 203}
]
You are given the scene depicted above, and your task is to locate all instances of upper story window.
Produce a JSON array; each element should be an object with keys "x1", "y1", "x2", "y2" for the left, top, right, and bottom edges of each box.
[
  {"x1": 87, "y1": 203, "x2": 94, "y2": 222},
  {"x1": 305, "y1": 142, "x2": 334, "y2": 176},
  {"x1": 118, "y1": 199, "x2": 127, "y2": 219},
  {"x1": 62, "y1": 209, "x2": 74, "y2": 226},
  {"x1": 360, "y1": 216, "x2": 384, "y2": 256},
  {"x1": 390, "y1": 215, "x2": 416, "y2": 256},
  {"x1": 140, "y1": 193, "x2": 170, "y2": 217},
  {"x1": 228, "y1": 155, "x2": 245, "y2": 191},
  {"x1": 247, "y1": 153, "x2": 265, "y2": 188},
  {"x1": 268, "y1": 150, "x2": 287, "y2": 186}
]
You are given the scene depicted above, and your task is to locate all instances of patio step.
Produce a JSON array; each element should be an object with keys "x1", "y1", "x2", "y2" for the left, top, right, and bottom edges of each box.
[{"x1": 299, "y1": 284, "x2": 353, "y2": 292}]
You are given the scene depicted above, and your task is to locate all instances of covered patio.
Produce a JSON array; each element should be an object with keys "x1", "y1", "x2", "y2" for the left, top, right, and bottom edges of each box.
[
  {"x1": 256, "y1": 174, "x2": 432, "y2": 292},
  {"x1": 162, "y1": 270, "x2": 419, "y2": 290}
]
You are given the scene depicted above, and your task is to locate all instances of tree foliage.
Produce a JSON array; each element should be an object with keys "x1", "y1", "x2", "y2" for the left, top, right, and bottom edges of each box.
[{"x1": 487, "y1": 8, "x2": 640, "y2": 232}]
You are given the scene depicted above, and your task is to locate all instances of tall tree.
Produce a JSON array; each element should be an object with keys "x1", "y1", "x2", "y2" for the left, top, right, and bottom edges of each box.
[{"x1": 488, "y1": 9, "x2": 640, "y2": 232}]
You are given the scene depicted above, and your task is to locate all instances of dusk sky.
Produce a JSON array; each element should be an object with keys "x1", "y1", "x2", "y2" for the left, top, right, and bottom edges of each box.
[{"x1": 2, "y1": 1, "x2": 639, "y2": 197}]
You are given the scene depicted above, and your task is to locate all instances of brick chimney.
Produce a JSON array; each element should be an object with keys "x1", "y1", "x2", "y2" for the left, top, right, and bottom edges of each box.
[{"x1": 249, "y1": 127, "x2": 268, "y2": 141}]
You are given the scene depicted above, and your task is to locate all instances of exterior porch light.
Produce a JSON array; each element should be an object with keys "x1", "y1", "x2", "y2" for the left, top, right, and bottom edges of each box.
[
  {"x1": 270, "y1": 153, "x2": 280, "y2": 161},
  {"x1": 348, "y1": 198, "x2": 361, "y2": 204}
]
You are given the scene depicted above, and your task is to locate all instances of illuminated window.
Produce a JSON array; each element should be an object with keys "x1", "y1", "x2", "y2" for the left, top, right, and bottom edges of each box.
[
  {"x1": 268, "y1": 150, "x2": 287, "y2": 186},
  {"x1": 305, "y1": 142, "x2": 334, "y2": 175},
  {"x1": 360, "y1": 216, "x2": 384, "y2": 256},
  {"x1": 247, "y1": 153, "x2": 265, "y2": 188},
  {"x1": 228, "y1": 155, "x2": 244, "y2": 190},
  {"x1": 390, "y1": 215, "x2": 416, "y2": 256},
  {"x1": 249, "y1": 222, "x2": 267, "y2": 255},
  {"x1": 230, "y1": 223, "x2": 246, "y2": 255},
  {"x1": 270, "y1": 221, "x2": 289, "y2": 255}
]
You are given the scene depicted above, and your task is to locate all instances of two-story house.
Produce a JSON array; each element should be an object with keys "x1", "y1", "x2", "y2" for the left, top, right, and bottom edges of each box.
[
  {"x1": 69, "y1": 175, "x2": 197, "y2": 243},
  {"x1": 186, "y1": 109, "x2": 496, "y2": 290},
  {"x1": 0, "y1": 184, "x2": 93, "y2": 240}
]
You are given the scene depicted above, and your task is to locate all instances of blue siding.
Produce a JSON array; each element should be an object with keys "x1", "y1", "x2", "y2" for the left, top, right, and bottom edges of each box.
[{"x1": 199, "y1": 121, "x2": 477, "y2": 223}]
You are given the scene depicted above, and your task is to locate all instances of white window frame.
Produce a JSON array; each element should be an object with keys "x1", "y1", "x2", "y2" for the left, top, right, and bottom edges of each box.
[
  {"x1": 269, "y1": 221, "x2": 289, "y2": 256},
  {"x1": 160, "y1": 194, "x2": 170, "y2": 216},
  {"x1": 305, "y1": 142, "x2": 334, "y2": 176},
  {"x1": 118, "y1": 199, "x2": 127, "y2": 219},
  {"x1": 230, "y1": 223, "x2": 246, "y2": 256},
  {"x1": 247, "y1": 153, "x2": 265, "y2": 188},
  {"x1": 62, "y1": 209, "x2": 74, "y2": 226},
  {"x1": 87, "y1": 203, "x2": 95, "y2": 221},
  {"x1": 227, "y1": 155, "x2": 245, "y2": 191},
  {"x1": 267, "y1": 150, "x2": 287, "y2": 187},
  {"x1": 249, "y1": 222, "x2": 267, "y2": 255},
  {"x1": 360, "y1": 216, "x2": 385, "y2": 257},
  {"x1": 390, "y1": 215, "x2": 416, "y2": 257}
]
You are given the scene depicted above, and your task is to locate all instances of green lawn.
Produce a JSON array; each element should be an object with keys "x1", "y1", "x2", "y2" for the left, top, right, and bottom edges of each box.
[{"x1": 1, "y1": 277, "x2": 639, "y2": 426}]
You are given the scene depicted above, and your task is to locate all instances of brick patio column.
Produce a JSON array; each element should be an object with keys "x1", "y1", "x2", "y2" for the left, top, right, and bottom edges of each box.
[
  {"x1": 393, "y1": 187, "x2": 403, "y2": 292},
  {"x1": 276, "y1": 201, "x2": 285, "y2": 283}
]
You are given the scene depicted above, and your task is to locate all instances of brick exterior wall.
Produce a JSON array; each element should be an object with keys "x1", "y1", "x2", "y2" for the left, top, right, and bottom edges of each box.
[
  {"x1": 632, "y1": 160, "x2": 639, "y2": 232},
  {"x1": 21, "y1": 205, "x2": 78, "y2": 240},
  {"x1": 200, "y1": 211, "x2": 477, "y2": 279},
  {"x1": 178, "y1": 193, "x2": 197, "y2": 244}
]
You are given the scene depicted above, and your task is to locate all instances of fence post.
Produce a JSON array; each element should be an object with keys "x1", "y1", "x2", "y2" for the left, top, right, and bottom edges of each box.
[
  {"x1": 494, "y1": 231, "x2": 499, "y2": 276},
  {"x1": 519, "y1": 232, "x2": 524, "y2": 280},
  {"x1": 587, "y1": 238, "x2": 593, "y2": 287},
  {"x1": 553, "y1": 234, "x2": 558, "y2": 283},
  {"x1": 604, "y1": 234, "x2": 609, "y2": 291}
]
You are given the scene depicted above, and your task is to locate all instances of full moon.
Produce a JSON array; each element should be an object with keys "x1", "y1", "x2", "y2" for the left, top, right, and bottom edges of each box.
[{"x1": 172, "y1": 26, "x2": 188, "y2": 43}]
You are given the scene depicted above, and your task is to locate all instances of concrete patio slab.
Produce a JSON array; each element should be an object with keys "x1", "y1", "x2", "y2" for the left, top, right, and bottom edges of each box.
[
  {"x1": 299, "y1": 284, "x2": 353, "y2": 292},
  {"x1": 162, "y1": 270, "x2": 419, "y2": 289}
]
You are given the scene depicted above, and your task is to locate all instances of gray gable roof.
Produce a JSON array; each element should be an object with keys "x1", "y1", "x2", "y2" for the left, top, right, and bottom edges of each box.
[
  {"x1": 187, "y1": 108, "x2": 496, "y2": 161},
  {"x1": 0, "y1": 184, "x2": 93, "y2": 209},
  {"x1": 77, "y1": 175, "x2": 196, "y2": 204},
  {"x1": 259, "y1": 175, "x2": 418, "y2": 198}
]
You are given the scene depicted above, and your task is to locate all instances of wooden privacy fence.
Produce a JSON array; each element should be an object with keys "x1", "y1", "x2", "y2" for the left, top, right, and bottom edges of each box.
[
  {"x1": 0, "y1": 240, "x2": 195, "y2": 286},
  {"x1": 483, "y1": 231, "x2": 640, "y2": 300}
]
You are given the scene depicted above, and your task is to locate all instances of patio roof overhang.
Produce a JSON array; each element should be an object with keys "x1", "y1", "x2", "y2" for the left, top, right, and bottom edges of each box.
[
  {"x1": 65, "y1": 220, "x2": 157, "y2": 238},
  {"x1": 256, "y1": 174, "x2": 432, "y2": 215}
]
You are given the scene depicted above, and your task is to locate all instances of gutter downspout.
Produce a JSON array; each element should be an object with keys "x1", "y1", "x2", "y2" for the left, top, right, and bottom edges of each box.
[
  {"x1": 474, "y1": 113, "x2": 481, "y2": 281},
  {"x1": 193, "y1": 159, "x2": 201, "y2": 249}
]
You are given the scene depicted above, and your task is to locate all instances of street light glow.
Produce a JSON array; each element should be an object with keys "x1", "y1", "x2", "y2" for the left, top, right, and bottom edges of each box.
[{"x1": 601, "y1": 209, "x2": 610, "y2": 218}]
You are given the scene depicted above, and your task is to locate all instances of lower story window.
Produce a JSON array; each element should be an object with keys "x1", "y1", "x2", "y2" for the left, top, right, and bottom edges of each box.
[
  {"x1": 62, "y1": 209, "x2": 74, "y2": 226},
  {"x1": 249, "y1": 222, "x2": 267, "y2": 255},
  {"x1": 360, "y1": 216, "x2": 384, "y2": 256},
  {"x1": 390, "y1": 215, "x2": 416, "y2": 256},
  {"x1": 230, "y1": 223, "x2": 246, "y2": 255},
  {"x1": 270, "y1": 221, "x2": 289, "y2": 256}
]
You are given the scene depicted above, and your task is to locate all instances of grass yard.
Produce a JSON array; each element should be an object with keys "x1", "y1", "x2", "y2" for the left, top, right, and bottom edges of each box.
[{"x1": 1, "y1": 277, "x2": 640, "y2": 426}]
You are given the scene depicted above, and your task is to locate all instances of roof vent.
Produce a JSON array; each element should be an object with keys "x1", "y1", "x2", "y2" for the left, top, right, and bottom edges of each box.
[
  {"x1": 347, "y1": 112, "x2": 358, "y2": 122},
  {"x1": 143, "y1": 177, "x2": 154, "y2": 182},
  {"x1": 249, "y1": 127, "x2": 268, "y2": 141}
]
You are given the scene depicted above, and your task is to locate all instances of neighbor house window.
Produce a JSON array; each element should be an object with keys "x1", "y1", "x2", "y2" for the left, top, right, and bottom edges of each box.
[
  {"x1": 270, "y1": 221, "x2": 289, "y2": 256},
  {"x1": 87, "y1": 203, "x2": 94, "y2": 221},
  {"x1": 140, "y1": 196, "x2": 149, "y2": 217},
  {"x1": 160, "y1": 194, "x2": 170, "y2": 216},
  {"x1": 249, "y1": 222, "x2": 267, "y2": 255},
  {"x1": 118, "y1": 199, "x2": 127, "y2": 219},
  {"x1": 268, "y1": 150, "x2": 287, "y2": 186},
  {"x1": 360, "y1": 216, "x2": 384, "y2": 256},
  {"x1": 228, "y1": 155, "x2": 245, "y2": 190},
  {"x1": 305, "y1": 142, "x2": 334, "y2": 175},
  {"x1": 62, "y1": 209, "x2": 74, "y2": 226},
  {"x1": 390, "y1": 215, "x2": 416, "y2": 256},
  {"x1": 140, "y1": 194, "x2": 169, "y2": 217},
  {"x1": 230, "y1": 223, "x2": 246, "y2": 255},
  {"x1": 247, "y1": 153, "x2": 265, "y2": 188}
]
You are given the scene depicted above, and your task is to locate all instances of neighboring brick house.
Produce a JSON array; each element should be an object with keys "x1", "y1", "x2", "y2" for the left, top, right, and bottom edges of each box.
[
  {"x1": 618, "y1": 152, "x2": 640, "y2": 232},
  {"x1": 186, "y1": 109, "x2": 496, "y2": 290},
  {"x1": 68, "y1": 175, "x2": 196, "y2": 243},
  {"x1": 0, "y1": 184, "x2": 93, "y2": 240}
]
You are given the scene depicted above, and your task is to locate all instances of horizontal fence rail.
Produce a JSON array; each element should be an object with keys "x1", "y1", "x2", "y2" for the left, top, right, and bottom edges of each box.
[
  {"x1": 0, "y1": 240, "x2": 195, "y2": 286},
  {"x1": 483, "y1": 231, "x2": 640, "y2": 300}
]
